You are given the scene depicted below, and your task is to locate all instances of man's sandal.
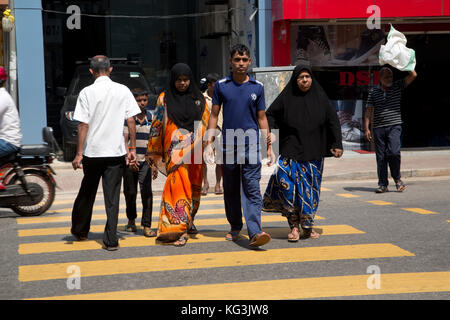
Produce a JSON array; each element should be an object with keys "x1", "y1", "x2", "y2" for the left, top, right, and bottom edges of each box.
[
  {"x1": 125, "y1": 224, "x2": 137, "y2": 232},
  {"x1": 225, "y1": 230, "x2": 240, "y2": 241},
  {"x1": 143, "y1": 227, "x2": 156, "y2": 237},
  {"x1": 395, "y1": 179, "x2": 406, "y2": 192}
]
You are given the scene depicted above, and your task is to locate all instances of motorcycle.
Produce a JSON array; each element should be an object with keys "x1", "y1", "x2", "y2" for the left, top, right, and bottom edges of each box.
[{"x1": 0, "y1": 127, "x2": 62, "y2": 216}]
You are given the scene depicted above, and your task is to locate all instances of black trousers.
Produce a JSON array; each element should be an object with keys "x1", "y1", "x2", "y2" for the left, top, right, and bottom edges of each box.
[
  {"x1": 71, "y1": 156, "x2": 125, "y2": 247},
  {"x1": 122, "y1": 162, "x2": 153, "y2": 227},
  {"x1": 373, "y1": 124, "x2": 402, "y2": 187}
]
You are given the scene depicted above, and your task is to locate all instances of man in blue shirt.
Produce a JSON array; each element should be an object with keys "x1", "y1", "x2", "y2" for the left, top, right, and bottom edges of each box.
[{"x1": 206, "y1": 44, "x2": 274, "y2": 248}]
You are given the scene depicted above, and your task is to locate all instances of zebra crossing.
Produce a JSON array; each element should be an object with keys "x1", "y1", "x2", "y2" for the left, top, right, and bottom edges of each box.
[{"x1": 14, "y1": 187, "x2": 450, "y2": 300}]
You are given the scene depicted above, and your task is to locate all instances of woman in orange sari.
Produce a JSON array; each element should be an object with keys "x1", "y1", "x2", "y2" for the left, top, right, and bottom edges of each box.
[{"x1": 145, "y1": 63, "x2": 209, "y2": 246}]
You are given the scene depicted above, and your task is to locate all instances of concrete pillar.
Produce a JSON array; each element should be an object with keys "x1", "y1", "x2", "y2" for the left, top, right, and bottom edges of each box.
[
  {"x1": 13, "y1": 0, "x2": 46, "y2": 144},
  {"x1": 257, "y1": 0, "x2": 272, "y2": 67}
]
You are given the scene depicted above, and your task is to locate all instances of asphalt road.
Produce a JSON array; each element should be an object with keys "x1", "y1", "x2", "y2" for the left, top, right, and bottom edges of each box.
[{"x1": 0, "y1": 176, "x2": 449, "y2": 305}]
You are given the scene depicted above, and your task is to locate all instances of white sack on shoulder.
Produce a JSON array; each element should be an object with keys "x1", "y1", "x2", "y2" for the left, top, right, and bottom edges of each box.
[{"x1": 379, "y1": 25, "x2": 416, "y2": 71}]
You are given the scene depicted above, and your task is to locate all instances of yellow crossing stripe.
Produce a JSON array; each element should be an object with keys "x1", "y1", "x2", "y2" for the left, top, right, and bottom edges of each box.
[
  {"x1": 18, "y1": 225, "x2": 362, "y2": 254},
  {"x1": 16, "y1": 211, "x2": 324, "y2": 226},
  {"x1": 18, "y1": 243, "x2": 413, "y2": 282},
  {"x1": 28, "y1": 271, "x2": 449, "y2": 300},
  {"x1": 366, "y1": 200, "x2": 394, "y2": 206},
  {"x1": 42, "y1": 199, "x2": 225, "y2": 214},
  {"x1": 336, "y1": 193, "x2": 360, "y2": 198},
  {"x1": 17, "y1": 215, "x2": 324, "y2": 237},
  {"x1": 402, "y1": 208, "x2": 438, "y2": 215}
]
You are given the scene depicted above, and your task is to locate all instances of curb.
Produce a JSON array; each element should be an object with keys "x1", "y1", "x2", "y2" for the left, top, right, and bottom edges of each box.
[{"x1": 321, "y1": 168, "x2": 450, "y2": 182}]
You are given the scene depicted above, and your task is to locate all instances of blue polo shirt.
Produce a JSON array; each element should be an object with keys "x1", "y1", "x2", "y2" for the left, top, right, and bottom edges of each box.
[{"x1": 212, "y1": 74, "x2": 266, "y2": 146}]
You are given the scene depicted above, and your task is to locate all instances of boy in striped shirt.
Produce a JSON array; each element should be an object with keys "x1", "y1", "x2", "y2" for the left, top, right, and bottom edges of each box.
[{"x1": 123, "y1": 88, "x2": 157, "y2": 236}]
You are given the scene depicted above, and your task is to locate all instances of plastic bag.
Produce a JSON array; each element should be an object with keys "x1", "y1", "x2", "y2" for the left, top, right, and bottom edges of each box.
[{"x1": 379, "y1": 24, "x2": 416, "y2": 71}]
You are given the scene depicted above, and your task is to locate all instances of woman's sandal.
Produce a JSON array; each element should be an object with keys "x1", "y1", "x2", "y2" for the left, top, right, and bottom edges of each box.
[
  {"x1": 302, "y1": 228, "x2": 320, "y2": 239},
  {"x1": 174, "y1": 234, "x2": 188, "y2": 247},
  {"x1": 225, "y1": 230, "x2": 240, "y2": 241},
  {"x1": 143, "y1": 227, "x2": 156, "y2": 237},
  {"x1": 187, "y1": 224, "x2": 198, "y2": 235},
  {"x1": 288, "y1": 227, "x2": 300, "y2": 242}
]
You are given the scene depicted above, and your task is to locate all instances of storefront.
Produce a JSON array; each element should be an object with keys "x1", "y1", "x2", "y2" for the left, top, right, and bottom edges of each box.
[{"x1": 266, "y1": 0, "x2": 450, "y2": 150}]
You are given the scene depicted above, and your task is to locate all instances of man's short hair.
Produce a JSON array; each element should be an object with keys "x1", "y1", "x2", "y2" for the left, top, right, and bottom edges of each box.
[
  {"x1": 206, "y1": 73, "x2": 220, "y2": 84},
  {"x1": 132, "y1": 88, "x2": 149, "y2": 97},
  {"x1": 90, "y1": 55, "x2": 111, "y2": 73},
  {"x1": 230, "y1": 44, "x2": 250, "y2": 58},
  {"x1": 379, "y1": 66, "x2": 393, "y2": 77}
]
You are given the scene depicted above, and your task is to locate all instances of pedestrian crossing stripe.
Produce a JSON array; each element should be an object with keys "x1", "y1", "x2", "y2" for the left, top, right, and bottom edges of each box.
[
  {"x1": 402, "y1": 208, "x2": 438, "y2": 215},
  {"x1": 16, "y1": 214, "x2": 325, "y2": 238},
  {"x1": 321, "y1": 187, "x2": 331, "y2": 191},
  {"x1": 17, "y1": 225, "x2": 364, "y2": 254},
  {"x1": 16, "y1": 211, "x2": 325, "y2": 226},
  {"x1": 367, "y1": 200, "x2": 394, "y2": 206},
  {"x1": 35, "y1": 199, "x2": 226, "y2": 214},
  {"x1": 27, "y1": 271, "x2": 450, "y2": 300},
  {"x1": 336, "y1": 193, "x2": 360, "y2": 198},
  {"x1": 18, "y1": 243, "x2": 413, "y2": 282}
]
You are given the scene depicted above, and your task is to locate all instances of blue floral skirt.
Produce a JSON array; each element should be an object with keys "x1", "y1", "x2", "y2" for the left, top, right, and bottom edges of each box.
[{"x1": 263, "y1": 156, "x2": 324, "y2": 229}]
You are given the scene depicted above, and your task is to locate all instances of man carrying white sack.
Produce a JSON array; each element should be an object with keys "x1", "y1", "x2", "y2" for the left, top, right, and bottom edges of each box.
[{"x1": 364, "y1": 25, "x2": 417, "y2": 193}]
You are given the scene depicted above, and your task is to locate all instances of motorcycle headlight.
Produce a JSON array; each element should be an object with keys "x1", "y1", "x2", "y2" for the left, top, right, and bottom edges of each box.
[{"x1": 65, "y1": 111, "x2": 74, "y2": 121}]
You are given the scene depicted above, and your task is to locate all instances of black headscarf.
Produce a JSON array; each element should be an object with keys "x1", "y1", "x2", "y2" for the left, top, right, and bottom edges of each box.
[
  {"x1": 164, "y1": 63, "x2": 205, "y2": 132},
  {"x1": 266, "y1": 64, "x2": 342, "y2": 161}
]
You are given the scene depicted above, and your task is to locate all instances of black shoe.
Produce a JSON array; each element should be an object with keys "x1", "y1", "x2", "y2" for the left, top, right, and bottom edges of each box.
[
  {"x1": 375, "y1": 186, "x2": 388, "y2": 193},
  {"x1": 102, "y1": 243, "x2": 119, "y2": 251},
  {"x1": 71, "y1": 232, "x2": 88, "y2": 241}
]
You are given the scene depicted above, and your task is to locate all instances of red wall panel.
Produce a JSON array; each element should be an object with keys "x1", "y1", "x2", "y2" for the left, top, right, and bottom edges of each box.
[
  {"x1": 272, "y1": 0, "x2": 450, "y2": 20},
  {"x1": 306, "y1": 0, "x2": 374, "y2": 19},
  {"x1": 442, "y1": 0, "x2": 450, "y2": 16},
  {"x1": 376, "y1": 0, "x2": 442, "y2": 18},
  {"x1": 282, "y1": 0, "x2": 307, "y2": 19},
  {"x1": 272, "y1": 20, "x2": 291, "y2": 66}
]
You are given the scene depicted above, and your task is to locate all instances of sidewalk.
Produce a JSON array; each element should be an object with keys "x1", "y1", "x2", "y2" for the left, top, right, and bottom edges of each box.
[{"x1": 51, "y1": 149, "x2": 450, "y2": 194}]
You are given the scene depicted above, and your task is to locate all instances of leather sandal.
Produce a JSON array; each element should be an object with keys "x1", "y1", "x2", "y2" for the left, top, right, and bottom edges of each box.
[
  {"x1": 288, "y1": 227, "x2": 300, "y2": 242},
  {"x1": 225, "y1": 230, "x2": 240, "y2": 241}
]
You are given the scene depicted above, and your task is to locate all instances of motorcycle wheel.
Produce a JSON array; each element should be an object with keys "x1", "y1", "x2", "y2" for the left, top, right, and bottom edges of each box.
[{"x1": 8, "y1": 170, "x2": 56, "y2": 216}]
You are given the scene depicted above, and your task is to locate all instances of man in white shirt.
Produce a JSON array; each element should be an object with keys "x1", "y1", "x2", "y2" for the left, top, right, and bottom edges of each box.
[
  {"x1": 0, "y1": 67, "x2": 22, "y2": 190},
  {"x1": 70, "y1": 55, "x2": 140, "y2": 251}
]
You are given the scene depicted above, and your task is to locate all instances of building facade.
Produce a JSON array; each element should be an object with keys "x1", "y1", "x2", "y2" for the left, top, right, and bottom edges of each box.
[
  {"x1": 265, "y1": 0, "x2": 450, "y2": 150},
  {"x1": 8, "y1": 0, "x2": 450, "y2": 150}
]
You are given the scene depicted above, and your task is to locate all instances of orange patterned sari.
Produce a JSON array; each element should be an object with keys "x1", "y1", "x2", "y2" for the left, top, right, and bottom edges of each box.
[{"x1": 146, "y1": 92, "x2": 209, "y2": 242}]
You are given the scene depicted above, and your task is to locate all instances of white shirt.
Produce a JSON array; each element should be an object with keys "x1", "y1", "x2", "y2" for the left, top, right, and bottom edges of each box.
[
  {"x1": 73, "y1": 76, "x2": 140, "y2": 157},
  {"x1": 0, "y1": 87, "x2": 22, "y2": 148}
]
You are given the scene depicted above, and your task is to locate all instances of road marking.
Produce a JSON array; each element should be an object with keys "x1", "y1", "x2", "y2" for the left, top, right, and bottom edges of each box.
[
  {"x1": 48, "y1": 199, "x2": 224, "y2": 213},
  {"x1": 336, "y1": 193, "x2": 360, "y2": 199},
  {"x1": 18, "y1": 224, "x2": 360, "y2": 254},
  {"x1": 18, "y1": 243, "x2": 413, "y2": 282},
  {"x1": 402, "y1": 208, "x2": 438, "y2": 215},
  {"x1": 28, "y1": 271, "x2": 449, "y2": 300},
  {"x1": 17, "y1": 213, "x2": 326, "y2": 238},
  {"x1": 16, "y1": 210, "x2": 324, "y2": 226},
  {"x1": 321, "y1": 187, "x2": 331, "y2": 191},
  {"x1": 17, "y1": 209, "x2": 224, "y2": 225},
  {"x1": 367, "y1": 200, "x2": 394, "y2": 206}
]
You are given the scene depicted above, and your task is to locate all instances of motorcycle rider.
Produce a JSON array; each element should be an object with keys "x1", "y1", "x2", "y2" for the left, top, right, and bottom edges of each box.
[{"x1": 0, "y1": 66, "x2": 22, "y2": 190}]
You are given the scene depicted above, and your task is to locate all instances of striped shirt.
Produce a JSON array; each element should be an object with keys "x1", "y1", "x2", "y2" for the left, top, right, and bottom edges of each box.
[
  {"x1": 124, "y1": 107, "x2": 155, "y2": 163},
  {"x1": 367, "y1": 79, "x2": 405, "y2": 128}
]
